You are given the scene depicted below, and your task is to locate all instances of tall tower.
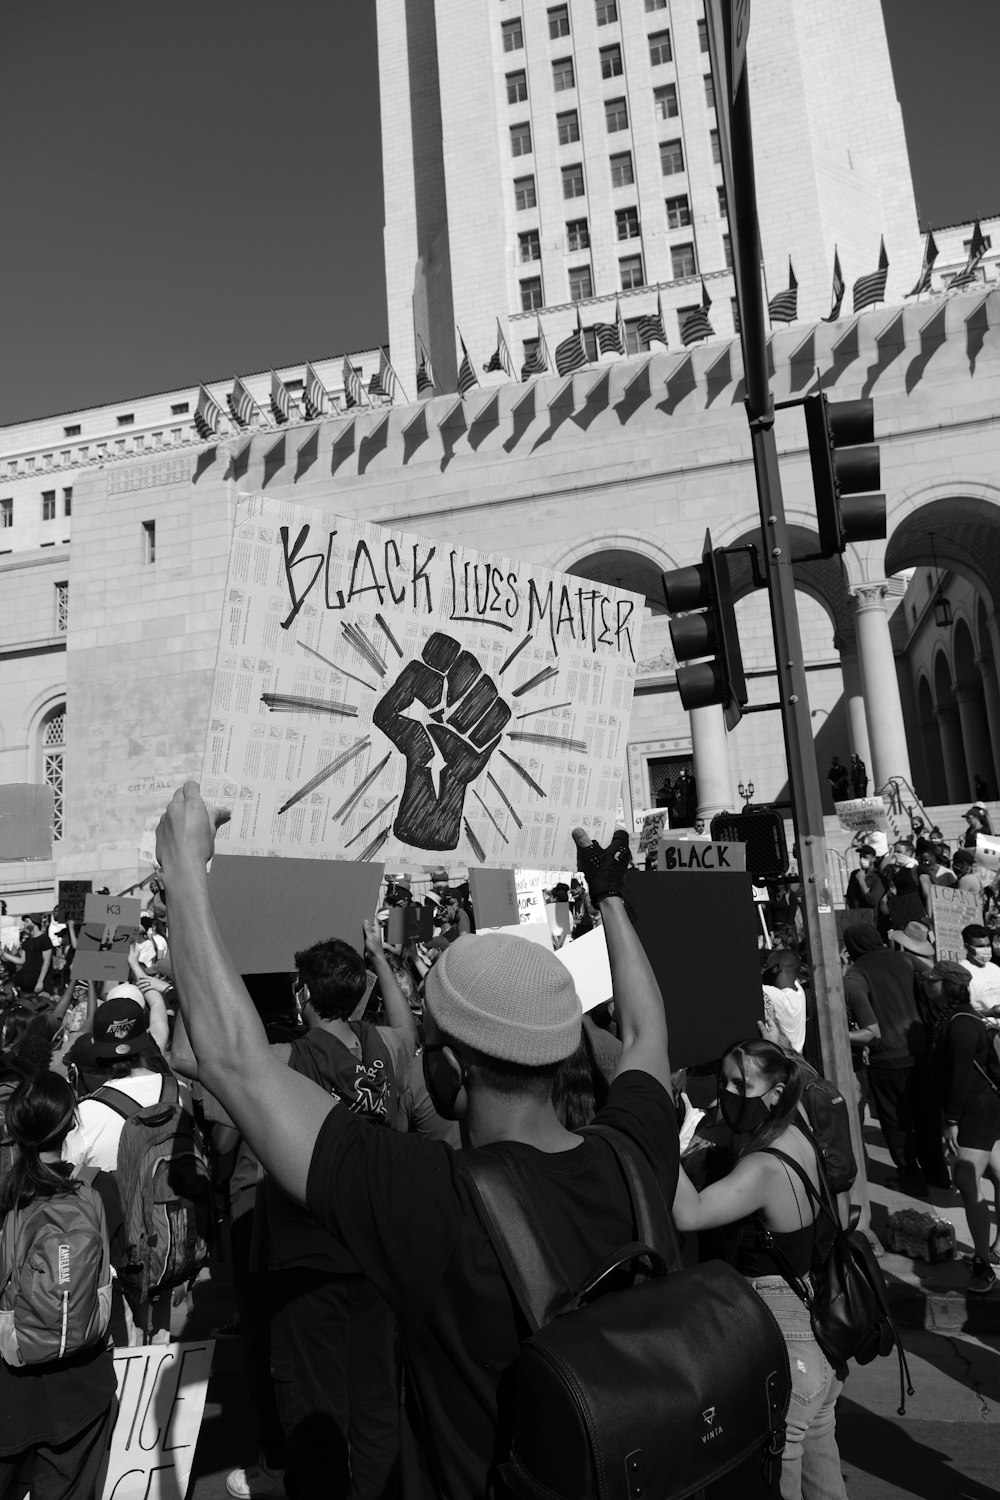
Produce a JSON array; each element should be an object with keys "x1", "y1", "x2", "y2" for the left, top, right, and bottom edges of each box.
[{"x1": 377, "y1": 0, "x2": 920, "y2": 392}]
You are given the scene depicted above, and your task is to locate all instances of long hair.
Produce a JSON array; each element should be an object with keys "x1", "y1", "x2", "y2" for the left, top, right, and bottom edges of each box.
[
  {"x1": 723, "y1": 1038, "x2": 813, "y2": 1158},
  {"x1": 0, "y1": 1072, "x2": 80, "y2": 1215}
]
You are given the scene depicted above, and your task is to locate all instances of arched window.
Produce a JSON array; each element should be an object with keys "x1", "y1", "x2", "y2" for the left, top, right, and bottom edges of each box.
[{"x1": 40, "y1": 703, "x2": 66, "y2": 842}]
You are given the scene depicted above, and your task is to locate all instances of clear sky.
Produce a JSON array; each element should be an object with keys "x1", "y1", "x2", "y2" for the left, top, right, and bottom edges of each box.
[{"x1": 0, "y1": 0, "x2": 996, "y2": 425}]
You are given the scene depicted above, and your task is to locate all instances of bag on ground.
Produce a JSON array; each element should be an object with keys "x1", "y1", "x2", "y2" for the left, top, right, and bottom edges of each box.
[{"x1": 0, "y1": 1177, "x2": 112, "y2": 1366}]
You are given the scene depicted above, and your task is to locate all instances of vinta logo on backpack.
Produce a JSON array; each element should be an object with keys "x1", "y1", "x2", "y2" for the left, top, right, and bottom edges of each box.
[{"x1": 701, "y1": 1406, "x2": 723, "y2": 1444}]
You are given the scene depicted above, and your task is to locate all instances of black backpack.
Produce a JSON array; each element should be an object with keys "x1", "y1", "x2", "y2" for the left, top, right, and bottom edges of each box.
[
  {"x1": 463, "y1": 1124, "x2": 790, "y2": 1500},
  {"x1": 796, "y1": 1070, "x2": 857, "y2": 1195}
]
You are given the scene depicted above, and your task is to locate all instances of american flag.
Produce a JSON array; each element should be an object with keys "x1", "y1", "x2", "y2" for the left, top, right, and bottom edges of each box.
[
  {"x1": 637, "y1": 292, "x2": 668, "y2": 348},
  {"x1": 303, "y1": 363, "x2": 329, "y2": 420},
  {"x1": 483, "y1": 322, "x2": 514, "y2": 378},
  {"x1": 228, "y1": 376, "x2": 257, "y2": 429},
  {"x1": 554, "y1": 315, "x2": 587, "y2": 376},
  {"x1": 368, "y1": 370, "x2": 385, "y2": 398},
  {"x1": 768, "y1": 261, "x2": 798, "y2": 324},
  {"x1": 457, "y1": 335, "x2": 479, "y2": 397},
  {"x1": 595, "y1": 297, "x2": 624, "y2": 356},
  {"x1": 852, "y1": 239, "x2": 889, "y2": 313},
  {"x1": 193, "y1": 385, "x2": 224, "y2": 441},
  {"x1": 342, "y1": 357, "x2": 366, "y2": 409},
  {"x1": 906, "y1": 232, "x2": 939, "y2": 298},
  {"x1": 948, "y1": 221, "x2": 988, "y2": 291},
  {"x1": 520, "y1": 321, "x2": 549, "y2": 381},
  {"x1": 416, "y1": 338, "x2": 436, "y2": 397},
  {"x1": 270, "y1": 371, "x2": 300, "y2": 425},
  {"x1": 679, "y1": 282, "x2": 714, "y2": 346},
  {"x1": 823, "y1": 249, "x2": 845, "y2": 322},
  {"x1": 373, "y1": 347, "x2": 399, "y2": 402}
]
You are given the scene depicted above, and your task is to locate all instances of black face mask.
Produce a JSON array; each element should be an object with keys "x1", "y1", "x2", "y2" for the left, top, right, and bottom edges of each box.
[
  {"x1": 422, "y1": 1044, "x2": 467, "y2": 1121},
  {"x1": 719, "y1": 1090, "x2": 772, "y2": 1136}
]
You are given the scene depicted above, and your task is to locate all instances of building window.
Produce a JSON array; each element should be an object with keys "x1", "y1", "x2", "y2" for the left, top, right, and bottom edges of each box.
[
  {"x1": 697, "y1": 17, "x2": 709, "y2": 51},
  {"x1": 620, "y1": 254, "x2": 645, "y2": 289},
  {"x1": 624, "y1": 317, "x2": 650, "y2": 354},
  {"x1": 964, "y1": 232, "x2": 992, "y2": 253},
  {"x1": 507, "y1": 70, "x2": 528, "y2": 103},
  {"x1": 557, "y1": 109, "x2": 580, "y2": 144},
  {"x1": 60, "y1": 452, "x2": 71, "y2": 466},
  {"x1": 514, "y1": 175, "x2": 537, "y2": 209},
  {"x1": 152, "y1": 432, "x2": 164, "y2": 447},
  {"x1": 610, "y1": 151, "x2": 634, "y2": 187},
  {"x1": 134, "y1": 434, "x2": 145, "y2": 451},
  {"x1": 142, "y1": 519, "x2": 156, "y2": 565},
  {"x1": 569, "y1": 265, "x2": 594, "y2": 301},
  {"x1": 510, "y1": 121, "x2": 532, "y2": 157},
  {"x1": 548, "y1": 5, "x2": 570, "y2": 38},
  {"x1": 704, "y1": 73, "x2": 715, "y2": 109},
  {"x1": 63, "y1": 424, "x2": 81, "y2": 438},
  {"x1": 41, "y1": 705, "x2": 66, "y2": 843},
  {"x1": 717, "y1": 184, "x2": 728, "y2": 218},
  {"x1": 567, "y1": 218, "x2": 590, "y2": 251},
  {"x1": 55, "y1": 582, "x2": 68, "y2": 634},
  {"x1": 583, "y1": 327, "x2": 599, "y2": 361},
  {"x1": 63, "y1": 486, "x2": 72, "y2": 517},
  {"x1": 660, "y1": 138, "x2": 684, "y2": 175},
  {"x1": 42, "y1": 490, "x2": 56, "y2": 521},
  {"x1": 731, "y1": 297, "x2": 741, "y2": 334},
  {"x1": 115, "y1": 439, "x2": 126, "y2": 454},
  {"x1": 519, "y1": 229, "x2": 541, "y2": 262},
  {"x1": 117, "y1": 413, "x2": 135, "y2": 427},
  {"x1": 616, "y1": 206, "x2": 640, "y2": 240},
  {"x1": 170, "y1": 401, "x2": 190, "y2": 415},
  {"x1": 710, "y1": 127, "x2": 721, "y2": 163},
  {"x1": 0, "y1": 499, "x2": 11, "y2": 529},
  {"x1": 521, "y1": 276, "x2": 544, "y2": 311},
  {"x1": 562, "y1": 162, "x2": 586, "y2": 198},
  {"x1": 666, "y1": 193, "x2": 692, "y2": 228},
  {"x1": 26, "y1": 458, "x2": 35, "y2": 473},
  {"x1": 723, "y1": 232, "x2": 733, "y2": 269},
  {"x1": 645, "y1": 0, "x2": 667, "y2": 9},
  {"x1": 43, "y1": 454, "x2": 54, "y2": 470},
  {"x1": 648, "y1": 29, "x2": 672, "y2": 65},
  {"x1": 502, "y1": 17, "x2": 523, "y2": 51},
  {"x1": 671, "y1": 242, "x2": 697, "y2": 278},
  {"x1": 553, "y1": 57, "x2": 575, "y2": 91},
  {"x1": 600, "y1": 44, "x2": 623, "y2": 78},
  {"x1": 596, "y1": 1, "x2": 618, "y2": 24},
  {"x1": 605, "y1": 97, "x2": 628, "y2": 132},
  {"x1": 654, "y1": 83, "x2": 678, "y2": 119}
]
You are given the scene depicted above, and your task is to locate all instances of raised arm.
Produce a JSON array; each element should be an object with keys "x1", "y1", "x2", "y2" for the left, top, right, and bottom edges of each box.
[
  {"x1": 573, "y1": 827, "x2": 670, "y2": 1090},
  {"x1": 156, "y1": 781, "x2": 336, "y2": 1206},
  {"x1": 363, "y1": 918, "x2": 418, "y2": 1055}
]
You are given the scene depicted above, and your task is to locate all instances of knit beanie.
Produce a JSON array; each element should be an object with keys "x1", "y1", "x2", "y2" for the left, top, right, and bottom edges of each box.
[{"x1": 424, "y1": 933, "x2": 582, "y2": 1065}]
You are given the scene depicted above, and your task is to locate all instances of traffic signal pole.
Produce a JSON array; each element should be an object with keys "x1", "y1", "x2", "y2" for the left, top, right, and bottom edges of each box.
[{"x1": 707, "y1": 6, "x2": 867, "y2": 1217}]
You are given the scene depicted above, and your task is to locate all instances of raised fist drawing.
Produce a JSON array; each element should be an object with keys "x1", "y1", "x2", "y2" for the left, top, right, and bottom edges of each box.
[{"x1": 373, "y1": 632, "x2": 511, "y2": 850}]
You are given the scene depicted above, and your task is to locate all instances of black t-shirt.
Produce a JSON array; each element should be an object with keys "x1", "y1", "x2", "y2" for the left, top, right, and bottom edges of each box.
[
  {"x1": 306, "y1": 1068, "x2": 678, "y2": 1500},
  {"x1": 15, "y1": 934, "x2": 52, "y2": 993}
]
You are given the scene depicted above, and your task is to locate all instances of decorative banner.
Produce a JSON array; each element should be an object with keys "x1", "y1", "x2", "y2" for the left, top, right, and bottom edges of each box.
[
  {"x1": 201, "y1": 495, "x2": 643, "y2": 867},
  {"x1": 72, "y1": 894, "x2": 144, "y2": 983},
  {"x1": 834, "y1": 797, "x2": 889, "y2": 834},
  {"x1": 657, "y1": 839, "x2": 747, "y2": 871},
  {"x1": 58, "y1": 878, "x2": 92, "y2": 924},
  {"x1": 930, "y1": 885, "x2": 983, "y2": 962},
  {"x1": 101, "y1": 1340, "x2": 214, "y2": 1499}
]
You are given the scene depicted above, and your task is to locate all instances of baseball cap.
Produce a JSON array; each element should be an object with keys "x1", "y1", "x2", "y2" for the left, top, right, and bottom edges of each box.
[
  {"x1": 92, "y1": 997, "x2": 151, "y2": 1058},
  {"x1": 925, "y1": 960, "x2": 971, "y2": 987}
]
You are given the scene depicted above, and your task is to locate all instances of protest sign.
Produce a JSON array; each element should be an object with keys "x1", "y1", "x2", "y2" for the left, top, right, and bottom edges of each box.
[
  {"x1": 386, "y1": 904, "x2": 434, "y2": 945},
  {"x1": 138, "y1": 829, "x2": 158, "y2": 866},
  {"x1": 468, "y1": 867, "x2": 519, "y2": 929},
  {"x1": 201, "y1": 494, "x2": 643, "y2": 868},
  {"x1": 632, "y1": 805, "x2": 662, "y2": 835},
  {"x1": 73, "y1": 894, "x2": 144, "y2": 983},
  {"x1": 554, "y1": 925, "x2": 613, "y2": 1012},
  {"x1": 637, "y1": 811, "x2": 665, "y2": 857},
  {"x1": 930, "y1": 885, "x2": 982, "y2": 962},
  {"x1": 515, "y1": 869, "x2": 547, "y2": 926},
  {"x1": 834, "y1": 797, "x2": 889, "y2": 835},
  {"x1": 101, "y1": 1340, "x2": 213, "y2": 1500},
  {"x1": 657, "y1": 840, "x2": 746, "y2": 871},
  {"x1": 207, "y1": 854, "x2": 385, "y2": 972},
  {"x1": 58, "y1": 878, "x2": 92, "y2": 924}
]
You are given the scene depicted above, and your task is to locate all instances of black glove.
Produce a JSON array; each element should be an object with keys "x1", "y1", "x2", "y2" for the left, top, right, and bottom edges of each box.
[{"x1": 572, "y1": 827, "x2": 631, "y2": 905}]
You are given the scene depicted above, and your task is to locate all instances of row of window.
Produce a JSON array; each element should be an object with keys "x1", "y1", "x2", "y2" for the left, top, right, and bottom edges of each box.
[
  {"x1": 4, "y1": 427, "x2": 192, "y2": 477},
  {"x1": 511, "y1": 126, "x2": 720, "y2": 199},
  {"x1": 0, "y1": 488, "x2": 73, "y2": 528},
  {"x1": 506, "y1": 35, "x2": 711, "y2": 98},
  {"x1": 502, "y1": 7, "x2": 709, "y2": 56},
  {"x1": 519, "y1": 236, "x2": 712, "y2": 308},
  {"x1": 59, "y1": 401, "x2": 188, "y2": 441},
  {"x1": 519, "y1": 210, "x2": 698, "y2": 264}
]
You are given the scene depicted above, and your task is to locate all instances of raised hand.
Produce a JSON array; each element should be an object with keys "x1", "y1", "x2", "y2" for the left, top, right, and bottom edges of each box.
[
  {"x1": 373, "y1": 633, "x2": 510, "y2": 850},
  {"x1": 572, "y1": 826, "x2": 632, "y2": 904}
]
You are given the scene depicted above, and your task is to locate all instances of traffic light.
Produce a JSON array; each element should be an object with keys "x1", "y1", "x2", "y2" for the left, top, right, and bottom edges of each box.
[
  {"x1": 662, "y1": 529, "x2": 747, "y2": 731},
  {"x1": 710, "y1": 810, "x2": 789, "y2": 879},
  {"x1": 804, "y1": 394, "x2": 886, "y2": 557}
]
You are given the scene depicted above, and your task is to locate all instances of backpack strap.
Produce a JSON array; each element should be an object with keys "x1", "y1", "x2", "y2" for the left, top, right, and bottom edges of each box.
[
  {"x1": 89, "y1": 1085, "x2": 144, "y2": 1120},
  {"x1": 581, "y1": 1122, "x2": 682, "y2": 1272},
  {"x1": 758, "y1": 1145, "x2": 839, "y2": 1227}
]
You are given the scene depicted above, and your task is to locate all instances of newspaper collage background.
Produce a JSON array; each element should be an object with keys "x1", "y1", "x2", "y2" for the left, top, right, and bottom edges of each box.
[{"x1": 201, "y1": 495, "x2": 644, "y2": 866}]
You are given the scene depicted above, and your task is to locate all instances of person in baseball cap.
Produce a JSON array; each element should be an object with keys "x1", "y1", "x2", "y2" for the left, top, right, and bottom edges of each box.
[{"x1": 92, "y1": 996, "x2": 151, "y2": 1058}]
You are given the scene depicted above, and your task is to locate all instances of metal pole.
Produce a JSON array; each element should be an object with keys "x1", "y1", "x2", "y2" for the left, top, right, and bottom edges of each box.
[{"x1": 723, "y1": 46, "x2": 868, "y2": 1217}]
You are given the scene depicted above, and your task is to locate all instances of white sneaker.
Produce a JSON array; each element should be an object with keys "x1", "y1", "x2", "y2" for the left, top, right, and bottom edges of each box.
[{"x1": 226, "y1": 1464, "x2": 287, "y2": 1499}]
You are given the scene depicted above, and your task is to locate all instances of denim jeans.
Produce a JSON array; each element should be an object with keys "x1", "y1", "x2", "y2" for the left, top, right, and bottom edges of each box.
[{"x1": 748, "y1": 1277, "x2": 848, "y2": 1500}]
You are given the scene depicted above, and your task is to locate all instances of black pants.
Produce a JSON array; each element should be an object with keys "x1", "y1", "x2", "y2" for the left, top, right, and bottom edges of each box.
[
  {"x1": 868, "y1": 1062, "x2": 949, "y2": 1183},
  {"x1": 0, "y1": 1402, "x2": 116, "y2": 1500},
  {"x1": 230, "y1": 1208, "x2": 286, "y2": 1470},
  {"x1": 269, "y1": 1268, "x2": 399, "y2": 1500}
]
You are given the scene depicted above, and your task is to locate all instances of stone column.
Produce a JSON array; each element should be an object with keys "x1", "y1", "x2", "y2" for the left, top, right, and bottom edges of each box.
[
  {"x1": 851, "y1": 583, "x2": 912, "y2": 790},
  {"x1": 977, "y1": 642, "x2": 1000, "y2": 795},
  {"x1": 689, "y1": 704, "x2": 737, "y2": 820},
  {"x1": 935, "y1": 704, "x2": 968, "y2": 804},
  {"x1": 836, "y1": 640, "x2": 873, "y2": 778},
  {"x1": 956, "y1": 679, "x2": 993, "y2": 800}
]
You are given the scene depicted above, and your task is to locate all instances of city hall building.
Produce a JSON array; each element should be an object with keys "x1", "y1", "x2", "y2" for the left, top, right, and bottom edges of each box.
[{"x1": 1, "y1": 0, "x2": 998, "y2": 902}]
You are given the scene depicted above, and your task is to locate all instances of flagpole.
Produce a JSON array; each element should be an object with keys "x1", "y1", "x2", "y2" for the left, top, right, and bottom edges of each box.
[
  {"x1": 759, "y1": 257, "x2": 773, "y2": 330},
  {"x1": 380, "y1": 345, "x2": 409, "y2": 404}
]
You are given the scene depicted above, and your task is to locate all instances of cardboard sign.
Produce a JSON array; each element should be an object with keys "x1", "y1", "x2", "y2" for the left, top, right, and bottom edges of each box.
[
  {"x1": 930, "y1": 885, "x2": 983, "y2": 963},
  {"x1": 386, "y1": 903, "x2": 434, "y2": 945},
  {"x1": 58, "y1": 879, "x2": 92, "y2": 924},
  {"x1": 834, "y1": 798, "x2": 888, "y2": 834},
  {"x1": 637, "y1": 811, "x2": 665, "y2": 856},
  {"x1": 73, "y1": 894, "x2": 145, "y2": 983},
  {"x1": 207, "y1": 854, "x2": 385, "y2": 972},
  {"x1": 0, "y1": 783, "x2": 53, "y2": 860},
  {"x1": 101, "y1": 1340, "x2": 214, "y2": 1499},
  {"x1": 201, "y1": 494, "x2": 643, "y2": 868},
  {"x1": 515, "y1": 869, "x2": 547, "y2": 925},
  {"x1": 657, "y1": 840, "x2": 747, "y2": 872},
  {"x1": 555, "y1": 925, "x2": 613, "y2": 1013},
  {"x1": 632, "y1": 805, "x2": 662, "y2": 835},
  {"x1": 468, "y1": 867, "x2": 519, "y2": 929}
]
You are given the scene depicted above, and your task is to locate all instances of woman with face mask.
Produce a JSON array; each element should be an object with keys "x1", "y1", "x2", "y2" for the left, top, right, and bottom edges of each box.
[{"x1": 673, "y1": 1039, "x2": 847, "y2": 1500}]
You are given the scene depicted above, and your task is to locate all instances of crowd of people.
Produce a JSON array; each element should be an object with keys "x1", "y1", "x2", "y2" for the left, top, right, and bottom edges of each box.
[{"x1": 0, "y1": 786, "x2": 998, "y2": 1500}]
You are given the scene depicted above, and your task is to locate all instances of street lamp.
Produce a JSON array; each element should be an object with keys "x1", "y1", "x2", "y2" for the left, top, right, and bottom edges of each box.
[
  {"x1": 928, "y1": 534, "x2": 952, "y2": 628},
  {"x1": 738, "y1": 779, "x2": 754, "y2": 807}
]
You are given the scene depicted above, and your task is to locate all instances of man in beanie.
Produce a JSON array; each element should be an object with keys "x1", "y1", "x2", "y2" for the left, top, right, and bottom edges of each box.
[{"x1": 156, "y1": 782, "x2": 675, "y2": 1500}]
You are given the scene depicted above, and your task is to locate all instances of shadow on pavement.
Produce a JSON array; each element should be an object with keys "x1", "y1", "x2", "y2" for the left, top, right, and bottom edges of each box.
[{"x1": 837, "y1": 1394, "x2": 1000, "y2": 1500}]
